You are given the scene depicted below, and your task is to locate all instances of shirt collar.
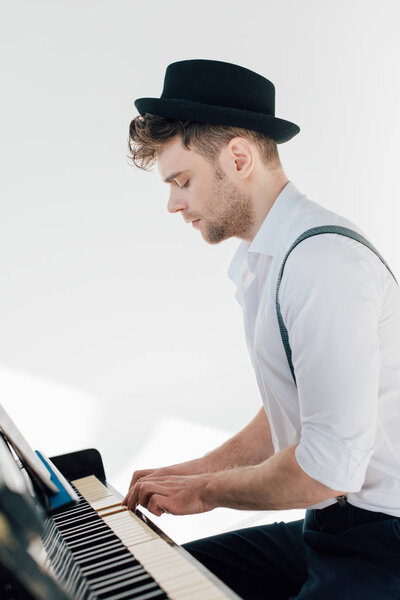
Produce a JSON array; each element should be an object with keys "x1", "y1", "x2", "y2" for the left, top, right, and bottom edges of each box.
[{"x1": 227, "y1": 180, "x2": 304, "y2": 286}]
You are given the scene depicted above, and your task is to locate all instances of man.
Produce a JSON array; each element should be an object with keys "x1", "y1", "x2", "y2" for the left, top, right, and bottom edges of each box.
[{"x1": 122, "y1": 59, "x2": 400, "y2": 599}]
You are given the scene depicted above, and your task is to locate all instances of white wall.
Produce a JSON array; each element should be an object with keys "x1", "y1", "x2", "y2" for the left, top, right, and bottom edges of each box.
[{"x1": 1, "y1": 0, "x2": 399, "y2": 543}]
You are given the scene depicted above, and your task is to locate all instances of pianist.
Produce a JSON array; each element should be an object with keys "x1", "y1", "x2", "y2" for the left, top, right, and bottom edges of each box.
[{"x1": 123, "y1": 59, "x2": 400, "y2": 599}]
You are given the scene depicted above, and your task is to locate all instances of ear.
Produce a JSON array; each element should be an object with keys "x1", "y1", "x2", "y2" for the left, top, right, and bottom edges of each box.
[{"x1": 226, "y1": 137, "x2": 255, "y2": 180}]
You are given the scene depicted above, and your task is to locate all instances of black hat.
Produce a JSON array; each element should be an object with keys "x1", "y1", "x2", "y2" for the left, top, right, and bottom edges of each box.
[{"x1": 134, "y1": 59, "x2": 300, "y2": 144}]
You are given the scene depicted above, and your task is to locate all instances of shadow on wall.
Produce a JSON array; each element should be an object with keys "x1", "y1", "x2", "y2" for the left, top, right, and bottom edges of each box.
[{"x1": 0, "y1": 358, "x2": 253, "y2": 481}]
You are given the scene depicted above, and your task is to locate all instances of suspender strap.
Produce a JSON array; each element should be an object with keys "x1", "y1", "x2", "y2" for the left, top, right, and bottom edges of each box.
[
  {"x1": 276, "y1": 225, "x2": 398, "y2": 386},
  {"x1": 275, "y1": 225, "x2": 398, "y2": 507}
]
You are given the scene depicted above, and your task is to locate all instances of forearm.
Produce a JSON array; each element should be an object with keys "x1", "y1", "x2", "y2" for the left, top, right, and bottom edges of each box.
[
  {"x1": 200, "y1": 407, "x2": 275, "y2": 472},
  {"x1": 205, "y1": 444, "x2": 347, "y2": 510},
  {"x1": 123, "y1": 408, "x2": 274, "y2": 497}
]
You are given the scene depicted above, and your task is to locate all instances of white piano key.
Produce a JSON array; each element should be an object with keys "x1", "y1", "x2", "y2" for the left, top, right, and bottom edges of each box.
[
  {"x1": 130, "y1": 539, "x2": 225, "y2": 599},
  {"x1": 92, "y1": 495, "x2": 124, "y2": 511},
  {"x1": 72, "y1": 475, "x2": 237, "y2": 600}
]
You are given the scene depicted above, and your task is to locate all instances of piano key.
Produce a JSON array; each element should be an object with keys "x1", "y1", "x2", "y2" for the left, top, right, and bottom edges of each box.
[
  {"x1": 73, "y1": 539, "x2": 123, "y2": 559},
  {"x1": 95, "y1": 573, "x2": 155, "y2": 595},
  {"x1": 92, "y1": 496, "x2": 125, "y2": 511},
  {"x1": 71, "y1": 475, "x2": 238, "y2": 600},
  {"x1": 60, "y1": 482, "x2": 227, "y2": 597},
  {"x1": 96, "y1": 505, "x2": 129, "y2": 517},
  {"x1": 67, "y1": 530, "x2": 119, "y2": 551},
  {"x1": 77, "y1": 547, "x2": 131, "y2": 567},
  {"x1": 104, "y1": 587, "x2": 166, "y2": 600},
  {"x1": 81, "y1": 554, "x2": 142, "y2": 577},
  {"x1": 45, "y1": 506, "x2": 167, "y2": 600},
  {"x1": 89, "y1": 564, "x2": 146, "y2": 589},
  {"x1": 97, "y1": 580, "x2": 160, "y2": 599}
]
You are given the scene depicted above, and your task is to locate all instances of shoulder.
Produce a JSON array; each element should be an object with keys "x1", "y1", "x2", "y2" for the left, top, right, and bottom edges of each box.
[
  {"x1": 278, "y1": 232, "x2": 384, "y2": 317},
  {"x1": 282, "y1": 231, "x2": 384, "y2": 283}
]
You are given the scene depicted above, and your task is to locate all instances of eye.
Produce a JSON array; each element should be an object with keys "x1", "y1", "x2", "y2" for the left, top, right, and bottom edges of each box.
[{"x1": 181, "y1": 179, "x2": 190, "y2": 189}]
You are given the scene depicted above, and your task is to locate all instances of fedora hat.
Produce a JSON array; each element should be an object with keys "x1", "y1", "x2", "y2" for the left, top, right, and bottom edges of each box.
[{"x1": 134, "y1": 59, "x2": 300, "y2": 144}]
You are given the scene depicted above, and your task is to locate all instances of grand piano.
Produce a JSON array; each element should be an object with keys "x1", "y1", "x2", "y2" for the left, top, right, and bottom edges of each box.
[{"x1": 0, "y1": 404, "x2": 242, "y2": 599}]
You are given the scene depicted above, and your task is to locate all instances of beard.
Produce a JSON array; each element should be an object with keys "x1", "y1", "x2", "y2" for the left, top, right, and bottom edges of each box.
[{"x1": 203, "y1": 166, "x2": 256, "y2": 245}]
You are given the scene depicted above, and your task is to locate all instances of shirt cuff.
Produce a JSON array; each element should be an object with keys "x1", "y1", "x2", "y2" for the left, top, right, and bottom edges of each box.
[{"x1": 295, "y1": 423, "x2": 374, "y2": 493}]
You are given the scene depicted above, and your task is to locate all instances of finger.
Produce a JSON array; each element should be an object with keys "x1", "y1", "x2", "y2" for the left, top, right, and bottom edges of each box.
[
  {"x1": 125, "y1": 480, "x2": 144, "y2": 511},
  {"x1": 147, "y1": 494, "x2": 171, "y2": 517},
  {"x1": 122, "y1": 481, "x2": 141, "y2": 506},
  {"x1": 125, "y1": 475, "x2": 178, "y2": 505},
  {"x1": 124, "y1": 468, "x2": 155, "y2": 502},
  {"x1": 138, "y1": 483, "x2": 167, "y2": 511},
  {"x1": 122, "y1": 476, "x2": 141, "y2": 505},
  {"x1": 127, "y1": 480, "x2": 165, "y2": 511},
  {"x1": 123, "y1": 470, "x2": 158, "y2": 505}
]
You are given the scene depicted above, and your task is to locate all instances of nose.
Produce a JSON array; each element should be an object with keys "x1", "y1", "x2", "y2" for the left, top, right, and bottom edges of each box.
[{"x1": 167, "y1": 190, "x2": 188, "y2": 214}]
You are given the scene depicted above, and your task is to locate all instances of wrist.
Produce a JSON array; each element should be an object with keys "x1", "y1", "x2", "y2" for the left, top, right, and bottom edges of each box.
[
  {"x1": 203, "y1": 464, "x2": 258, "y2": 511},
  {"x1": 183, "y1": 456, "x2": 215, "y2": 475},
  {"x1": 202, "y1": 471, "x2": 222, "y2": 510}
]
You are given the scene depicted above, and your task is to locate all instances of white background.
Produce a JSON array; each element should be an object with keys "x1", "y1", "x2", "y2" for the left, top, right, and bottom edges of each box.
[{"x1": 1, "y1": 0, "x2": 399, "y2": 544}]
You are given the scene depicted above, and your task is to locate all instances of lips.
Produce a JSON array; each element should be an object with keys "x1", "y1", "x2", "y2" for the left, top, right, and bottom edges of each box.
[{"x1": 192, "y1": 219, "x2": 200, "y2": 228}]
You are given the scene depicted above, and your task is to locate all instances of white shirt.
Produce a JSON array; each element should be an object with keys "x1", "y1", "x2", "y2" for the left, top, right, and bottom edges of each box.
[{"x1": 227, "y1": 180, "x2": 400, "y2": 515}]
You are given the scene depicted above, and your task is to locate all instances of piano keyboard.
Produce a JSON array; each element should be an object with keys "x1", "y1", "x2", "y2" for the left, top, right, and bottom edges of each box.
[{"x1": 48, "y1": 474, "x2": 240, "y2": 600}]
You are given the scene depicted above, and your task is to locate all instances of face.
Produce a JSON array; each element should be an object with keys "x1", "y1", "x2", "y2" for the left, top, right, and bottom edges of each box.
[{"x1": 157, "y1": 135, "x2": 255, "y2": 244}]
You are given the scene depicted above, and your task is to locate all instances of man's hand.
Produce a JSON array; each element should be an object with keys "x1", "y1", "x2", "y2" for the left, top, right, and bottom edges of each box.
[
  {"x1": 122, "y1": 458, "x2": 210, "y2": 506},
  {"x1": 123, "y1": 472, "x2": 217, "y2": 517},
  {"x1": 122, "y1": 407, "x2": 275, "y2": 509},
  {"x1": 121, "y1": 445, "x2": 346, "y2": 516},
  {"x1": 121, "y1": 407, "x2": 278, "y2": 515}
]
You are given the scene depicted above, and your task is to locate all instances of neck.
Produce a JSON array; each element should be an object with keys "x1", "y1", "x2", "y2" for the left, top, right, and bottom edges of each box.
[{"x1": 241, "y1": 175, "x2": 289, "y2": 243}]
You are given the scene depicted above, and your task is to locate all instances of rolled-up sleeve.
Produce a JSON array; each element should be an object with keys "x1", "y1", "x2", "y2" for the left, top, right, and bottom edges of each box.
[{"x1": 279, "y1": 233, "x2": 382, "y2": 492}]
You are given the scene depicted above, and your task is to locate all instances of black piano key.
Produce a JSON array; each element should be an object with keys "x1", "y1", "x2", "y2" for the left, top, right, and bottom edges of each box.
[
  {"x1": 59, "y1": 516, "x2": 110, "y2": 532},
  {"x1": 67, "y1": 531, "x2": 120, "y2": 551},
  {"x1": 42, "y1": 527, "x2": 91, "y2": 599},
  {"x1": 103, "y1": 586, "x2": 167, "y2": 600},
  {"x1": 133, "y1": 591, "x2": 167, "y2": 600},
  {"x1": 82, "y1": 555, "x2": 141, "y2": 579},
  {"x1": 52, "y1": 507, "x2": 95, "y2": 524},
  {"x1": 95, "y1": 573, "x2": 154, "y2": 596},
  {"x1": 61, "y1": 522, "x2": 111, "y2": 540},
  {"x1": 74, "y1": 544, "x2": 128, "y2": 566},
  {"x1": 73, "y1": 540, "x2": 124, "y2": 559},
  {"x1": 89, "y1": 565, "x2": 146, "y2": 589},
  {"x1": 41, "y1": 485, "x2": 169, "y2": 600},
  {"x1": 56, "y1": 513, "x2": 104, "y2": 529},
  {"x1": 53, "y1": 504, "x2": 93, "y2": 518}
]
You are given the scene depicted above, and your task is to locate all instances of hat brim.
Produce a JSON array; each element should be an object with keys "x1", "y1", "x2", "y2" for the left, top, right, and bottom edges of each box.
[{"x1": 134, "y1": 97, "x2": 300, "y2": 144}]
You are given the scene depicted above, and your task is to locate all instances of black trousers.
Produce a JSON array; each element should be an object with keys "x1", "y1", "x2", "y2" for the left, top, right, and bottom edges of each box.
[{"x1": 182, "y1": 501, "x2": 400, "y2": 599}]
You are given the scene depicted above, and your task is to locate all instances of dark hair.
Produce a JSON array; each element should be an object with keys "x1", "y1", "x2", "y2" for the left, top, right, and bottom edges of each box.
[{"x1": 128, "y1": 113, "x2": 282, "y2": 172}]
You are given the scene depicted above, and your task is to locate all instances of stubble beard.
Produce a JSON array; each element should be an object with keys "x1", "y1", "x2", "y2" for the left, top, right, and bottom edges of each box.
[{"x1": 203, "y1": 168, "x2": 256, "y2": 245}]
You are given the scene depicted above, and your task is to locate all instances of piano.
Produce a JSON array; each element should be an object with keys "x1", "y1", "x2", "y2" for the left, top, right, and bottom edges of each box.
[{"x1": 0, "y1": 406, "x2": 242, "y2": 600}]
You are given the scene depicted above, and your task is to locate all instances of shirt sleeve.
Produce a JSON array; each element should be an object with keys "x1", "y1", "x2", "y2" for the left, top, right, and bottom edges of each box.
[{"x1": 279, "y1": 233, "x2": 382, "y2": 493}]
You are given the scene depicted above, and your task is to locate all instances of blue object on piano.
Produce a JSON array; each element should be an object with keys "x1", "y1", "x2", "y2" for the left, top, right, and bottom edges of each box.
[{"x1": 35, "y1": 450, "x2": 79, "y2": 511}]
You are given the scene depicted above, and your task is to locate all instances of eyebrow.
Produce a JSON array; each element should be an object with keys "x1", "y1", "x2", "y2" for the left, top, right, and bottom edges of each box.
[{"x1": 162, "y1": 170, "x2": 187, "y2": 183}]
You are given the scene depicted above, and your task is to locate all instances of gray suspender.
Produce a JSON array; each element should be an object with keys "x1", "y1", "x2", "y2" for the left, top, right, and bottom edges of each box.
[{"x1": 275, "y1": 225, "x2": 398, "y2": 507}]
